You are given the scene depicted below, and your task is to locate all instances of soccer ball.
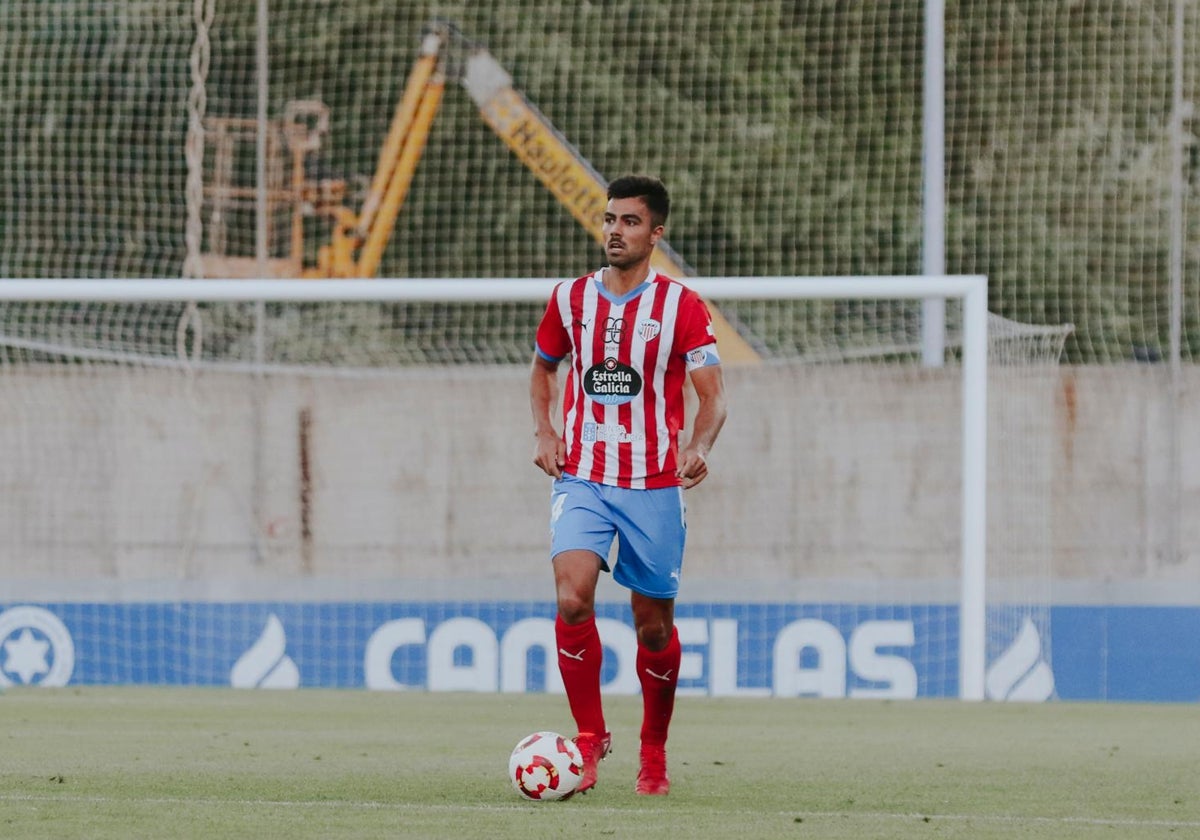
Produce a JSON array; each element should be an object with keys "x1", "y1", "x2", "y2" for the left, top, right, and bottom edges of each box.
[{"x1": 508, "y1": 731, "x2": 584, "y2": 801}]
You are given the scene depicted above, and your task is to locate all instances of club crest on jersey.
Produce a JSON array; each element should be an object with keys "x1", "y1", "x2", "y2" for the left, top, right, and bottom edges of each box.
[
  {"x1": 636, "y1": 318, "x2": 661, "y2": 341},
  {"x1": 584, "y1": 357, "x2": 643, "y2": 405}
]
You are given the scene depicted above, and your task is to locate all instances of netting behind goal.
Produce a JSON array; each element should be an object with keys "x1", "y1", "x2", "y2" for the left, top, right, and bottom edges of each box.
[
  {"x1": 3, "y1": 0, "x2": 1191, "y2": 364},
  {"x1": 0, "y1": 279, "x2": 1069, "y2": 699}
]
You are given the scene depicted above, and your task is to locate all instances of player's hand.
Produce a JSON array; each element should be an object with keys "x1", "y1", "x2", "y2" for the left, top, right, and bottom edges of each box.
[
  {"x1": 533, "y1": 430, "x2": 565, "y2": 478},
  {"x1": 676, "y1": 448, "x2": 709, "y2": 489}
]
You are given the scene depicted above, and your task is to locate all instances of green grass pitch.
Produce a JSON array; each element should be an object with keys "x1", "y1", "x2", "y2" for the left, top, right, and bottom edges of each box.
[{"x1": 1, "y1": 687, "x2": 1197, "y2": 839}]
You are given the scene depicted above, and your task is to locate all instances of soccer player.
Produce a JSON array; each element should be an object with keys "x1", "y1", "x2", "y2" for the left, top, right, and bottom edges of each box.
[{"x1": 530, "y1": 174, "x2": 727, "y2": 796}]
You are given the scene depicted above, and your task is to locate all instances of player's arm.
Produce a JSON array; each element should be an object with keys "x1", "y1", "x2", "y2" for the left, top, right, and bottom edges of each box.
[
  {"x1": 677, "y1": 363, "x2": 727, "y2": 489},
  {"x1": 530, "y1": 353, "x2": 565, "y2": 478}
]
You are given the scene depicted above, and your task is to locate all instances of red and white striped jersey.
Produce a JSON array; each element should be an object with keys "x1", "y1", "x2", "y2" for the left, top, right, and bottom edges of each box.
[{"x1": 535, "y1": 269, "x2": 720, "y2": 489}]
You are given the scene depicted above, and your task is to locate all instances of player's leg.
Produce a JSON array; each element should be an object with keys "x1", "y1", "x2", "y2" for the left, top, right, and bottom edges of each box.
[
  {"x1": 609, "y1": 484, "x2": 686, "y2": 795},
  {"x1": 548, "y1": 476, "x2": 615, "y2": 793},
  {"x1": 553, "y1": 548, "x2": 607, "y2": 732},
  {"x1": 631, "y1": 592, "x2": 679, "y2": 795},
  {"x1": 553, "y1": 549, "x2": 611, "y2": 792}
]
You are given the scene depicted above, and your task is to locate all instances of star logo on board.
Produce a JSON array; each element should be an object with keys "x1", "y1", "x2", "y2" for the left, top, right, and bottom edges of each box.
[
  {"x1": 3, "y1": 629, "x2": 51, "y2": 684},
  {"x1": 0, "y1": 606, "x2": 76, "y2": 687}
]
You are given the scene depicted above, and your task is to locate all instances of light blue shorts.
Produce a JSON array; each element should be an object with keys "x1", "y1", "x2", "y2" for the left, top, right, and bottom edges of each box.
[{"x1": 549, "y1": 472, "x2": 686, "y2": 600}]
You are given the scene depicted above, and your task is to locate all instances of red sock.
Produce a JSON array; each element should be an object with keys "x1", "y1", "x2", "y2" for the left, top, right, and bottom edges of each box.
[
  {"x1": 555, "y1": 615, "x2": 606, "y2": 736},
  {"x1": 637, "y1": 626, "x2": 681, "y2": 747}
]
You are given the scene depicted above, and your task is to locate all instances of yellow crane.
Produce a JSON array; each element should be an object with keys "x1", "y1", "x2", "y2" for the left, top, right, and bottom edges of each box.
[{"x1": 200, "y1": 20, "x2": 757, "y2": 361}]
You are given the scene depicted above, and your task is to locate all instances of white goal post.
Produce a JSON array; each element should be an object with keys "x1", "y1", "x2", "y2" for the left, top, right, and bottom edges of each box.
[{"x1": 0, "y1": 276, "x2": 1036, "y2": 701}]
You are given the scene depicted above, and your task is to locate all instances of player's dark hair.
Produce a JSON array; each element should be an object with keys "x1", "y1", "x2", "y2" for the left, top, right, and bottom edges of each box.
[{"x1": 607, "y1": 174, "x2": 670, "y2": 227}]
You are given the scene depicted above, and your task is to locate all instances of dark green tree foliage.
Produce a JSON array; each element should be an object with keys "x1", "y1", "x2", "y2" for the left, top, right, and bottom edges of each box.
[{"x1": 2, "y1": 0, "x2": 1197, "y2": 361}]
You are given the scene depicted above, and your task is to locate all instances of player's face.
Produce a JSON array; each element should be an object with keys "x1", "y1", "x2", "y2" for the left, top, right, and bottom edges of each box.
[{"x1": 603, "y1": 197, "x2": 663, "y2": 270}]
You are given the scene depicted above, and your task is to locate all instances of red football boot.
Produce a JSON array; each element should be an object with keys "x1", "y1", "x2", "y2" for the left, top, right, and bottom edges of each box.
[
  {"x1": 635, "y1": 744, "x2": 670, "y2": 795},
  {"x1": 572, "y1": 731, "x2": 612, "y2": 794}
]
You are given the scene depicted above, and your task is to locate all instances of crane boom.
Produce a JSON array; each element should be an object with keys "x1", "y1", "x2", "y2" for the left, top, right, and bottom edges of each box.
[
  {"x1": 201, "y1": 21, "x2": 758, "y2": 361},
  {"x1": 458, "y1": 45, "x2": 757, "y2": 362}
]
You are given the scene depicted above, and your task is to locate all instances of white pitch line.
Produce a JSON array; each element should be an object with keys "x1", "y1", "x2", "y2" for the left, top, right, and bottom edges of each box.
[{"x1": 1, "y1": 793, "x2": 1198, "y2": 829}]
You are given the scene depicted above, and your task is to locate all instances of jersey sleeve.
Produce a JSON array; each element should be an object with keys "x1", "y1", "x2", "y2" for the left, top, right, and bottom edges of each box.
[
  {"x1": 534, "y1": 283, "x2": 571, "y2": 363},
  {"x1": 676, "y1": 288, "x2": 721, "y2": 369}
]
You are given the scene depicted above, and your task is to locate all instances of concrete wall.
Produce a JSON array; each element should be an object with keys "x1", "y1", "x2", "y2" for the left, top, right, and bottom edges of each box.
[{"x1": 1, "y1": 364, "x2": 1197, "y2": 602}]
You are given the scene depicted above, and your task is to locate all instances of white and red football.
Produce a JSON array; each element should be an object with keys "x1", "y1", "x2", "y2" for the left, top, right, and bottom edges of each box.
[{"x1": 508, "y1": 731, "x2": 584, "y2": 801}]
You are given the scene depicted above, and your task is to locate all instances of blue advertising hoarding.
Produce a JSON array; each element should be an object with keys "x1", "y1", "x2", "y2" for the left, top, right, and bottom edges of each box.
[{"x1": 0, "y1": 601, "x2": 1196, "y2": 702}]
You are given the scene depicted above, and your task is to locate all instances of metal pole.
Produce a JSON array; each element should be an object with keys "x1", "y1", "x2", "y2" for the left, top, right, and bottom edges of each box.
[
  {"x1": 922, "y1": 0, "x2": 947, "y2": 367},
  {"x1": 0, "y1": 275, "x2": 987, "y2": 303},
  {"x1": 959, "y1": 277, "x2": 988, "y2": 701},
  {"x1": 253, "y1": 0, "x2": 270, "y2": 565},
  {"x1": 1168, "y1": 0, "x2": 1186, "y2": 567},
  {"x1": 255, "y1": 0, "x2": 270, "y2": 270}
]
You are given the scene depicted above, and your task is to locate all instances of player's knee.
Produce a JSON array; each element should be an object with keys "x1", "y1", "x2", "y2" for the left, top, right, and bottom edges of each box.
[
  {"x1": 636, "y1": 621, "x2": 672, "y2": 651},
  {"x1": 556, "y1": 594, "x2": 594, "y2": 625}
]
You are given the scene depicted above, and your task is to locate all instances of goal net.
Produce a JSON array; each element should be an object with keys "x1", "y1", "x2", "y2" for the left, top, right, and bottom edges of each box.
[
  {"x1": 2, "y1": 0, "x2": 1184, "y2": 361},
  {"x1": 0, "y1": 278, "x2": 1069, "y2": 700}
]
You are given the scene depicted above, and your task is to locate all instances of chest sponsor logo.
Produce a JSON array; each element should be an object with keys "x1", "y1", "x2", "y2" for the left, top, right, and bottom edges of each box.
[{"x1": 584, "y1": 357, "x2": 642, "y2": 405}]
